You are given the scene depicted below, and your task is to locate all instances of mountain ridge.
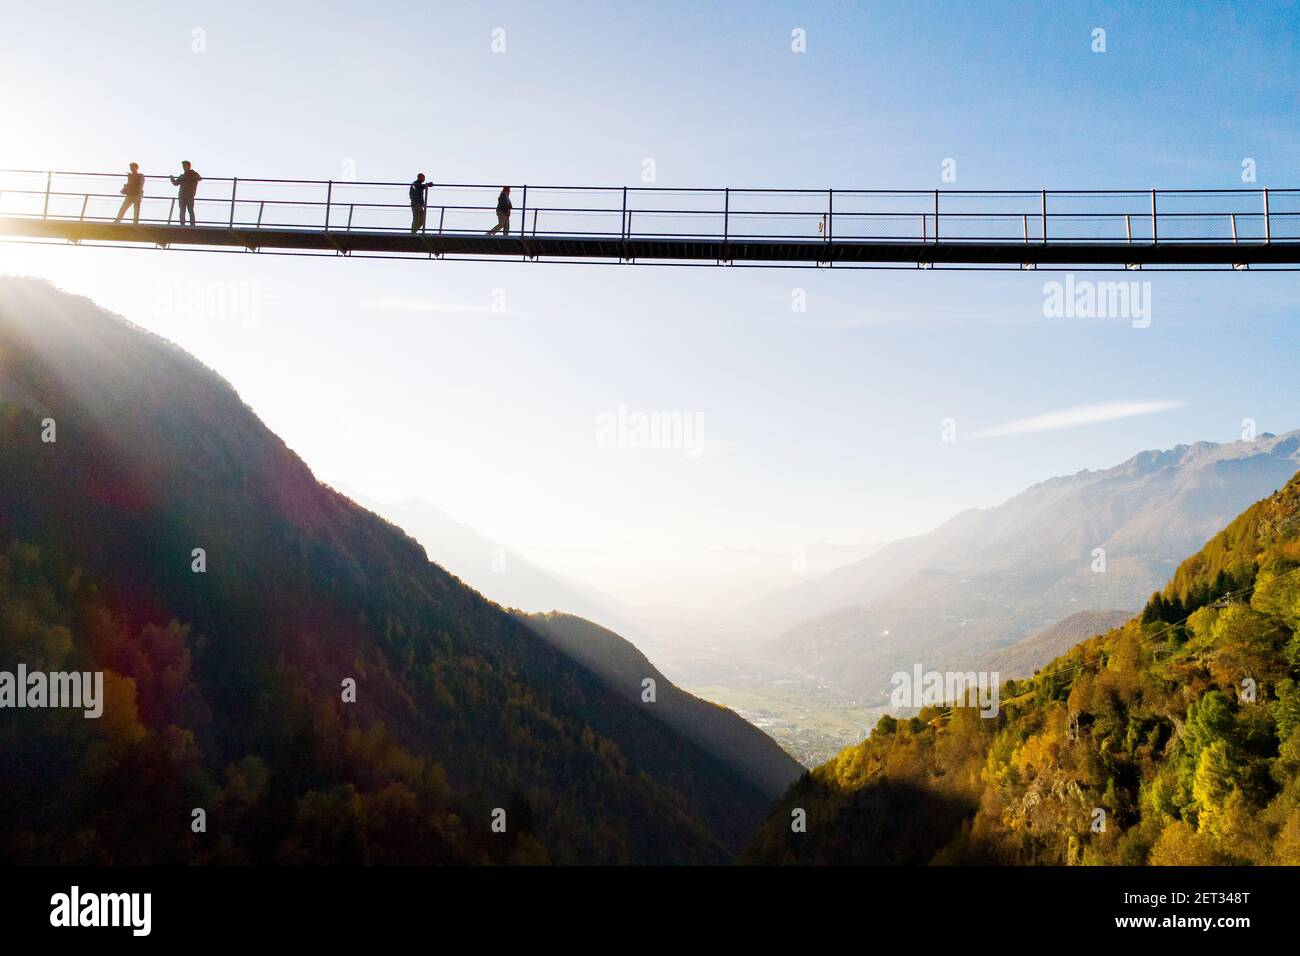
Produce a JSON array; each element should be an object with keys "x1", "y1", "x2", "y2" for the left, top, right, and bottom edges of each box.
[
  {"x1": 342, "y1": 490, "x2": 642, "y2": 640},
  {"x1": 969, "y1": 608, "x2": 1135, "y2": 680},
  {"x1": 0, "y1": 276, "x2": 780, "y2": 864},
  {"x1": 742, "y1": 428, "x2": 1300, "y2": 701},
  {"x1": 519, "y1": 611, "x2": 806, "y2": 791}
]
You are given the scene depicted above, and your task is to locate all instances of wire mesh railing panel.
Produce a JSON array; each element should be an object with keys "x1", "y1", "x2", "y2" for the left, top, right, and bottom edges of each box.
[
  {"x1": 1263, "y1": 190, "x2": 1300, "y2": 241},
  {"x1": 828, "y1": 192, "x2": 927, "y2": 241},
  {"x1": 0, "y1": 170, "x2": 51, "y2": 219}
]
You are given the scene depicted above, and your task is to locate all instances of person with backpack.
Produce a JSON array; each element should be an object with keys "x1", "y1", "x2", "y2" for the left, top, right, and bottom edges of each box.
[
  {"x1": 114, "y1": 162, "x2": 145, "y2": 224},
  {"x1": 169, "y1": 161, "x2": 202, "y2": 226},
  {"x1": 485, "y1": 186, "x2": 512, "y2": 236}
]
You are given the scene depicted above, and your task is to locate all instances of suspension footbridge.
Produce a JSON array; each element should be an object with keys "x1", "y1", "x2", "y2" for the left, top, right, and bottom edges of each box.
[{"x1": 1, "y1": 169, "x2": 1297, "y2": 270}]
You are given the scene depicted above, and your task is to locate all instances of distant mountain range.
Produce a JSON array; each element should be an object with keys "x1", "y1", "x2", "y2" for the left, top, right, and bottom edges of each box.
[
  {"x1": 743, "y1": 431, "x2": 1300, "y2": 701},
  {"x1": 0, "y1": 278, "x2": 790, "y2": 864}
]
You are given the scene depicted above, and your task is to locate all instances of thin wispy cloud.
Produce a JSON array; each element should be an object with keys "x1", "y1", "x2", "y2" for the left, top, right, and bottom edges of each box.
[{"x1": 970, "y1": 400, "x2": 1185, "y2": 439}]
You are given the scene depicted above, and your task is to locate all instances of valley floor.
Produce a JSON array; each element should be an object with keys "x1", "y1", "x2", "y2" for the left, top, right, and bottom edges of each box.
[{"x1": 650, "y1": 648, "x2": 886, "y2": 766}]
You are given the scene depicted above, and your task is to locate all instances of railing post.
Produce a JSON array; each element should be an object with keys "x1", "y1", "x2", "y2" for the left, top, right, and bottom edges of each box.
[
  {"x1": 1231, "y1": 213, "x2": 1238, "y2": 243},
  {"x1": 828, "y1": 189, "x2": 833, "y2": 242},
  {"x1": 168, "y1": 197, "x2": 176, "y2": 225},
  {"x1": 229, "y1": 177, "x2": 238, "y2": 228},
  {"x1": 79, "y1": 194, "x2": 88, "y2": 221},
  {"x1": 324, "y1": 180, "x2": 333, "y2": 231},
  {"x1": 1022, "y1": 214, "x2": 1028, "y2": 243},
  {"x1": 1150, "y1": 188, "x2": 1157, "y2": 244},
  {"x1": 256, "y1": 201, "x2": 264, "y2": 228},
  {"x1": 347, "y1": 204, "x2": 354, "y2": 232},
  {"x1": 1041, "y1": 189, "x2": 1047, "y2": 243},
  {"x1": 43, "y1": 170, "x2": 51, "y2": 219},
  {"x1": 1125, "y1": 213, "x2": 1132, "y2": 243},
  {"x1": 723, "y1": 187, "x2": 729, "y2": 246},
  {"x1": 520, "y1": 185, "x2": 527, "y2": 241},
  {"x1": 934, "y1": 189, "x2": 940, "y2": 243},
  {"x1": 438, "y1": 206, "x2": 445, "y2": 234},
  {"x1": 621, "y1": 186, "x2": 627, "y2": 240},
  {"x1": 1263, "y1": 188, "x2": 1271, "y2": 244}
]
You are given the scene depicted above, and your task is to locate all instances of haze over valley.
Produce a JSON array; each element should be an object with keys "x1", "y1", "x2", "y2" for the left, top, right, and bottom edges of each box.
[{"x1": 347, "y1": 416, "x2": 1300, "y2": 765}]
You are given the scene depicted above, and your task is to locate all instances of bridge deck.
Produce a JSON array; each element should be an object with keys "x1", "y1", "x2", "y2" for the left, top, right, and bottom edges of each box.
[{"x1": 3, "y1": 216, "x2": 1298, "y2": 266}]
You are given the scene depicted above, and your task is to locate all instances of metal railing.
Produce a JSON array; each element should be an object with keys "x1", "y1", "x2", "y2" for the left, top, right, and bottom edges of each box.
[{"x1": 1, "y1": 168, "x2": 1297, "y2": 246}]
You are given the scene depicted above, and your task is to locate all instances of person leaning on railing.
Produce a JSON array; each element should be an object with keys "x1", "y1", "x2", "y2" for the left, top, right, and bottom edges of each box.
[
  {"x1": 114, "y1": 163, "x2": 145, "y2": 224},
  {"x1": 170, "y1": 161, "x2": 202, "y2": 226},
  {"x1": 409, "y1": 173, "x2": 434, "y2": 234}
]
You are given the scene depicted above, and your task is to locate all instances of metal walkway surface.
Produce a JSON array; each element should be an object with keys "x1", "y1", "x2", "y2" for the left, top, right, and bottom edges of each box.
[{"x1": 2, "y1": 168, "x2": 1299, "y2": 270}]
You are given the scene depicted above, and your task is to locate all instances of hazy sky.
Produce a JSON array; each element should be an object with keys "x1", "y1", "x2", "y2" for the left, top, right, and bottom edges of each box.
[{"x1": 2, "y1": 1, "x2": 1299, "y2": 608}]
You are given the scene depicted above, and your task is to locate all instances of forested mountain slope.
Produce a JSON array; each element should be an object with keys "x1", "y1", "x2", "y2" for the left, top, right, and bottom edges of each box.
[
  {"x1": 745, "y1": 473, "x2": 1300, "y2": 864},
  {"x1": 521, "y1": 611, "x2": 806, "y2": 793},
  {"x1": 0, "y1": 277, "x2": 776, "y2": 864}
]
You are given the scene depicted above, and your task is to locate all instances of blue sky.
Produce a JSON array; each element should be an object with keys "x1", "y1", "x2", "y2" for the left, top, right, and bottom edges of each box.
[{"x1": 2, "y1": 1, "x2": 1299, "y2": 608}]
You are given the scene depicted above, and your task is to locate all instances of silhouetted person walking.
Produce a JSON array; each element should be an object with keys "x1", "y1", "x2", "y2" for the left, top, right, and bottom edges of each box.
[
  {"x1": 486, "y1": 186, "x2": 512, "y2": 236},
  {"x1": 114, "y1": 162, "x2": 145, "y2": 224},
  {"x1": 409, "y1": 173, "x2": 433, "y2": 234},
  {"x1": 170, "y1": 161, "x2": 202, "y2": 225}
]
